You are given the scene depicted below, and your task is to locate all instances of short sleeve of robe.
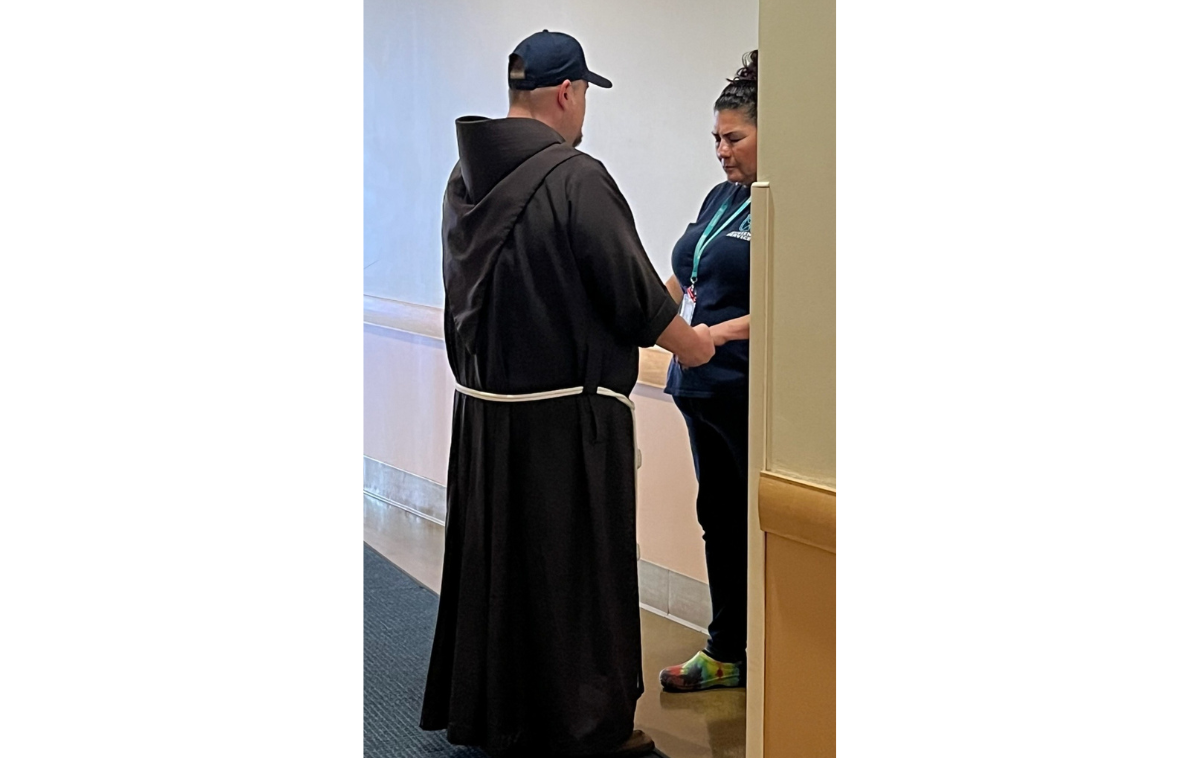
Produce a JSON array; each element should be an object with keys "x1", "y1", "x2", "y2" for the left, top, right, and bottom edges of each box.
[{"x1": 565, "y1": 159, "x2": 678, "y2": 348}]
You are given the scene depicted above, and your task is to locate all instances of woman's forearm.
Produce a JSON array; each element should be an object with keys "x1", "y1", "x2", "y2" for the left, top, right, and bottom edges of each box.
[{"x1": 712, "y1": 315, "x2": 750, "y2": 346}]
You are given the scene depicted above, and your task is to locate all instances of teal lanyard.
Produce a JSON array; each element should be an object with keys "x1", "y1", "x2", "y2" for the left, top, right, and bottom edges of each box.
[{"x1": 690, "y1": 194, "x2": 751, "y2": 287}]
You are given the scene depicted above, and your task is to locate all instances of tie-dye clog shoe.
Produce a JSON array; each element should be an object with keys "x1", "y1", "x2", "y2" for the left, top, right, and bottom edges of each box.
[{"x1": 659, "y1": 650, "x2": 745, "y2": 692}]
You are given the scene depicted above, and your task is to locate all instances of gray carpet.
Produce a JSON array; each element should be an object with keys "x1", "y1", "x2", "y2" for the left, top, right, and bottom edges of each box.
[{"x1": 363, "y1": 543, "x2": 487, "y2": 758}]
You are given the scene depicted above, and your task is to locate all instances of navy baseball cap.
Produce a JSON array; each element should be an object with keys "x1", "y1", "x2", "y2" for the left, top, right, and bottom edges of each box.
[{"x1": 508, "y1": 30, "x2": 612, "y2": 90}]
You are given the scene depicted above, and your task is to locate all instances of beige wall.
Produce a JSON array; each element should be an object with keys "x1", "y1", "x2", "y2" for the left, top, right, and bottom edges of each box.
[
  {"x1": 763, "y1": 532, "x2": 835, "y2": 756},
  {"x1": 363, "y1": 311, "x2": 708, "y2": 583},
  {"x1": 747, "y1": 0, "x2": 837, "y2": 756},
  {"x1": 759, "y1": 0, "x2": 837, "y2": 489},
  {"x1": 631, "y1": 383, "x2": 707, "y2": 582}
]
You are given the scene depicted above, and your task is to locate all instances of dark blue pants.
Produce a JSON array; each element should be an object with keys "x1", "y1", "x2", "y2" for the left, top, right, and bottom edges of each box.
[{"x1": 673, "y1": 394, "x2": 749, "y2": 664}]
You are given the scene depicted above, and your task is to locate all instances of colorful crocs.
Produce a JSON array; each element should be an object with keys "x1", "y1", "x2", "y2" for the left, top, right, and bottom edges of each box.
[{"x1": 659, "y1": 650, "x2": 745, "y2": 692}]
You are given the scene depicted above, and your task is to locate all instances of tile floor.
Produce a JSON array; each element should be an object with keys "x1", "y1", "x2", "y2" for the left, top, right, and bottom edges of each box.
[{"x1": 363, "y1": 494, "x2": 746, "y2": 758}]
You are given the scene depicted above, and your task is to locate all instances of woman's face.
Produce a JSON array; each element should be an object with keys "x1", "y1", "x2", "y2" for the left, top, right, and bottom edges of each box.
[{"x1": 714, "y1": 108, "x2": 758, "y2": 185}]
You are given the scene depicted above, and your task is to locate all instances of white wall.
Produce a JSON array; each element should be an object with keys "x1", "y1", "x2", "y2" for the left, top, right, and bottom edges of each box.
[
  {"x1": 364, "y1": 0, "x2": 758, "y2": 582},
  {"x1": 364, "y1": 0, "x2": 758, "y2": 306}
]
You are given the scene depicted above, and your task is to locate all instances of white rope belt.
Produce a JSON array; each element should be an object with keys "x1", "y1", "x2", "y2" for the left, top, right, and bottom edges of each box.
[{"x1": 454, "y1": 384, "x2": 642, "y2": 469}]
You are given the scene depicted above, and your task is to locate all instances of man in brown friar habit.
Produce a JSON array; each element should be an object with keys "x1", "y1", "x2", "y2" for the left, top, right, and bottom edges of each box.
[{"x1": 420, "y1": 29, "x2": 717, "y2": 758}]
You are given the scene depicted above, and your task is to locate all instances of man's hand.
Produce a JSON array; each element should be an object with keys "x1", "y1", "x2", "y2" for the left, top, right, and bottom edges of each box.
[
  {"x1": 711, "y1": 322, "x2": 729, "y2": 347},
  {"x1": 710, "y1": 316, "x2": 750, "y2": 348},
  {"x1": 678, "y1": 324, "x2": 716, "y2": 368},
  {"x1": 656, "y1": 316, "x2": 716, "y2": 368}
]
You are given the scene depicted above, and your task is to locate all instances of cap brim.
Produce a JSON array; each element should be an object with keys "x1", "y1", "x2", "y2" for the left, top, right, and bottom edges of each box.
[{"x1": 584, "y1": 70, "x2": 612, "y2": 88}]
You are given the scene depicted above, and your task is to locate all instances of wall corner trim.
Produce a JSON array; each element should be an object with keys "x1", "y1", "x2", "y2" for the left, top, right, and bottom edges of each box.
[{"x1": 757, "y1": 471, "x2": 836, "y2": 554}]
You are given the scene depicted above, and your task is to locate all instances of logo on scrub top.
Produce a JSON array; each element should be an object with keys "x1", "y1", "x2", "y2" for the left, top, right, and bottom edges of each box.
[{"x1": 726, "y1": 212, "x2": 752, "y2": 241}]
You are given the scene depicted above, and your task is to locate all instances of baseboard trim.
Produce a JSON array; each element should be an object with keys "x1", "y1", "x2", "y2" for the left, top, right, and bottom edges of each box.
[
  {"x1": 639, "y1": 602, "x2": 709, "y2": 636},
  {"x1": 362, "y1": 490, "x2": 444, "y2": 527},
  {"x1": 637, "y1": 558, "x2": 712, "y2": 632},
  {"x1": 363, "y1": 456, "x2": 447, "y2": 524}
]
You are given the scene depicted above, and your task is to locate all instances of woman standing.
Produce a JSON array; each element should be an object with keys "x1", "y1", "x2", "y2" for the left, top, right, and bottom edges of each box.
[{"x1": 659, "y1": 51, "x2": 758, "y2": 693}]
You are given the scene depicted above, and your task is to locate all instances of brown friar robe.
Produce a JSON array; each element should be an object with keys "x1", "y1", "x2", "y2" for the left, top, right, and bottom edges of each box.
[{"x1": 419, "y1": 115, "x2": 677, "y2": 756}]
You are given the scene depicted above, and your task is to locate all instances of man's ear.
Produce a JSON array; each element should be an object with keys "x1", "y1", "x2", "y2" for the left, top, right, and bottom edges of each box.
[{"x1": 557, "y1": 79, "x2": 572, "y2": 108}]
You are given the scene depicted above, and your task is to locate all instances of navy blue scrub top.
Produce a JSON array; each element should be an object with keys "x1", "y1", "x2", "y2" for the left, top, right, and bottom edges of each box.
[{"x1": 665, "y1": 181, "x2": 751, "y2": 398}]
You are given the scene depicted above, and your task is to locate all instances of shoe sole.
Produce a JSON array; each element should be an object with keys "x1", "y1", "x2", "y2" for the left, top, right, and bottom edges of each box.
[{"x1": 660, "y1": 676, "x2": 745, "y2": 693}]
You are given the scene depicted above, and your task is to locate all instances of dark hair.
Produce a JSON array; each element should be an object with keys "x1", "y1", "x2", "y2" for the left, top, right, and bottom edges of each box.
[{"x1": 714, "y1": 50, "x2": 758, "y2": 123}]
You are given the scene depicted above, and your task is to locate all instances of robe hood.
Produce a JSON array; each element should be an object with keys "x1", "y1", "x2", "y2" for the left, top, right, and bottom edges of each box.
[{"x1": 442, "y1": 116, "x2": 580, "y2": 348}]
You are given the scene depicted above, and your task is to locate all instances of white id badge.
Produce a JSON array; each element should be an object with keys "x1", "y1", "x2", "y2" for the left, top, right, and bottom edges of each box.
[{"x1": 679, "y1": 293, "x2": 696, "y2": 325}]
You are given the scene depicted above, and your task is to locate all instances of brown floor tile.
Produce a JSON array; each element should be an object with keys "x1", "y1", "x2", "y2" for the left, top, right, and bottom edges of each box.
[{"x1": 637, "y1": 610, "x2": 747, "y2": 758}]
